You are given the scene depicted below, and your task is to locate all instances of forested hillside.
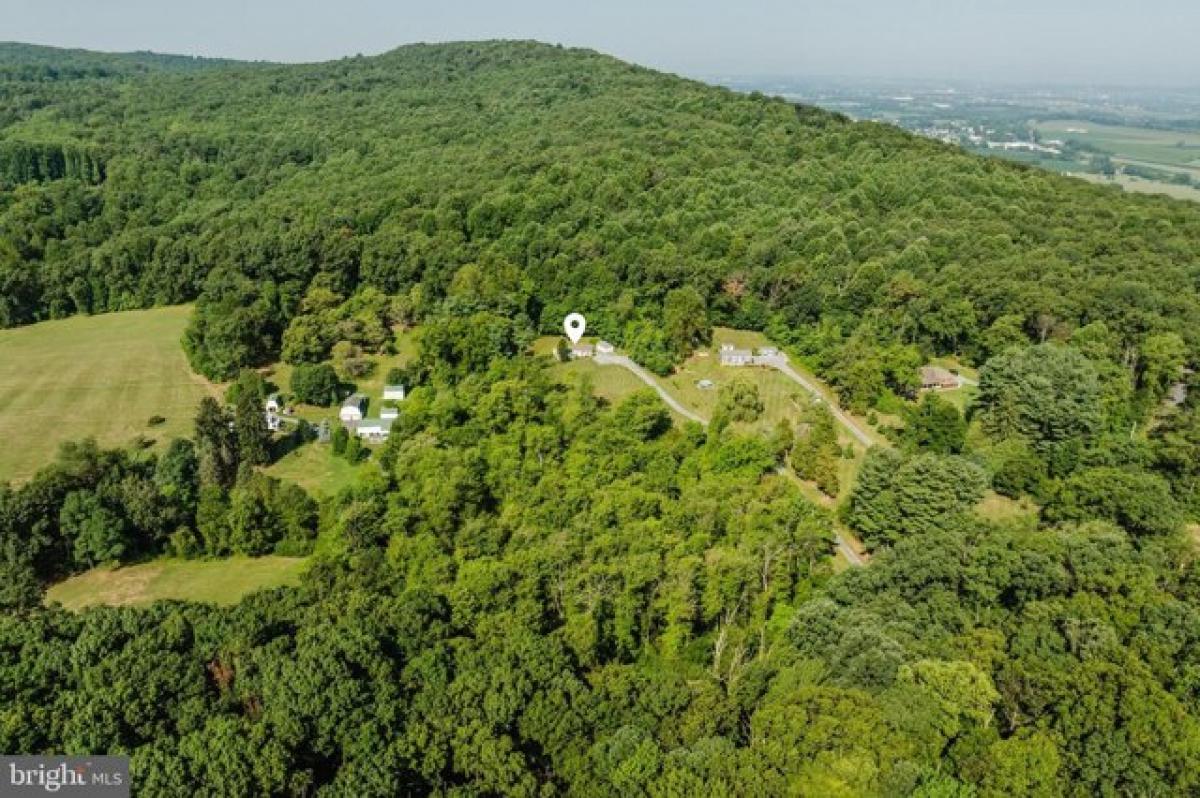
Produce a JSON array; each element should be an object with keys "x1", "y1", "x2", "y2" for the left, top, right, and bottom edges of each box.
[
  {"x1": 3, "y1": 40, "x2": 1200, "y2": 385},
  {"x1": 7, "y1": 40, "x2": 1200, "y2": 795}
]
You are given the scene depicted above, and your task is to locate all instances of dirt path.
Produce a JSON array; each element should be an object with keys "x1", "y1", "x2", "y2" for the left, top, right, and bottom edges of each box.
[
  {"x1": 766, "y1": 360, "x2": 876, "y2": 448},
  {"x1": 594, "y1": 353, "x2": 707, "y2": 424}
]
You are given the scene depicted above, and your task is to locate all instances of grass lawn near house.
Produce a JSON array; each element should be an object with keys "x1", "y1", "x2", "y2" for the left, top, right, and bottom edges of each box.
[
  {"x1": 555, "y1": 357, "x2": 683, "y2": 417},
  {"x1": 0, "y1": 306, "x2": 219, "y2": 483},
  {"x1": 264, "y1": 441, "x2": 373, "y2": 497},
  {"x1": 533, "y1": 336, "x2": 691, "y2": 422},
  {"x1": 536, "y1": 329, "x2": 884, "y2": 449},
  {"x1": 45, "y1": 555, "x2": 308, "y2": 611},
  {"x1": 674, "y1": 327, "x2": 885, "y2": 449},
  {"x1": 936, "y1": 384, "x2": 979, "y2": 414},
  {"x1": 928, "y1": 356, "x2": 979, "y2": 382}
]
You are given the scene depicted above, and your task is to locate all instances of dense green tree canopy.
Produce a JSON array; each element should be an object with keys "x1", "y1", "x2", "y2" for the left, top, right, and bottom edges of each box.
[
  {"x1": 1, "y1": 41, "x2": 1199, "y2": 390},
  {"x1": 5, "y1": 40, "x2": 1200, "y2": 796}
]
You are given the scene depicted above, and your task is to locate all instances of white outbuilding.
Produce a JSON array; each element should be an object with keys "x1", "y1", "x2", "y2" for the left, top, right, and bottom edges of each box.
[{"x1": 339, "y1": 394, "x2": 367, "y2": 424}]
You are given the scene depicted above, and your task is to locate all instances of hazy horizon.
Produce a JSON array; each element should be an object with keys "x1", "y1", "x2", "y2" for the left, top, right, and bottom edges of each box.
[{"x1": 6, "y1": 0, "x2": 1200, "y2": 88}]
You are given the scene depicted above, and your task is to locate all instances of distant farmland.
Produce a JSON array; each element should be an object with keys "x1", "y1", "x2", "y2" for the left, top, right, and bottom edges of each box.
[
  {"x1": 1036, "y1": 119, "x2": 1200, "y2": 170},
  {"x1": 1037, "y1": 119, "x2": 1200, "y2": 201},
  {"x1": 0, "y1": 306, "x2": 218, "y2": 482}
]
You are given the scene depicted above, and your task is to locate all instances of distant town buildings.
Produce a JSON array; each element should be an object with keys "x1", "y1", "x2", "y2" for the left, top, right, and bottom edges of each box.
[
  {"x1": 985, "y1": 140, "x2": 1062, "y2": 155},
  {"x1": 912, "y1": 120, "x2": 1063, "y2": 156}
]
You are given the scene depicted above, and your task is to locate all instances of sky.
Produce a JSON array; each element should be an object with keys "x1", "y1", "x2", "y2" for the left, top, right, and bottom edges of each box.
[{"x1": 5, "y1": 0, "x2": 1199, "y2": 86}]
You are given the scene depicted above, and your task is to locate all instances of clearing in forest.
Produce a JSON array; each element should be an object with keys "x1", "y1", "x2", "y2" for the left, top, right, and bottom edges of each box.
[
  {"x1": 0, "y1": 306, "x2": 218, "y2": 483},
  {"x1": 44, "y1": 555, "x2": 308, "y2": 610}
]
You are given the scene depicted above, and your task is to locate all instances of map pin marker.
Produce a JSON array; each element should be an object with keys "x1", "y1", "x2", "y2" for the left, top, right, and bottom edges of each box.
[{"x1": 563, "y1": 312, "x2": 587, "y2": 344}]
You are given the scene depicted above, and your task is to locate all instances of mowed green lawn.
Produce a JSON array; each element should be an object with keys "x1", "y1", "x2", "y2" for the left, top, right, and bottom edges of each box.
[
  {"x1": 531, "y1": 336, "x2": 687, "y2": 420},
  {"x1": 265, "y1": 442, "x2": 373, "y2": 497},
  {"x1": 0, "y1": 306, "x2": 218, "y2": 482},
  {"x1": 45, "y1": 556, "x2": 308, "y2": 611}
]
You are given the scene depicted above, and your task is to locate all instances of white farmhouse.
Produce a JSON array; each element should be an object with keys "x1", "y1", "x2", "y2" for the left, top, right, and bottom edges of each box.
[
  {"x1": 355, "y1": 417, "x2": 393, "y2": 442},
  {"x1": 340, "y1": 394, "x2": 367, "y2": 424},
  {"x1": 719, "y1": 343, "x2": 754, "y2": 366}
]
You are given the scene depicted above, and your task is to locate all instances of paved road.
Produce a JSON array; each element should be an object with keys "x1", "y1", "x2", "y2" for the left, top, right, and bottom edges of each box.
[
  {"x1": 765, "y1": 359, "x2": 875, "y2": 448},
  {"x1": 594, "y1": 351, "x2": 869, "y2": 566},
  {"x1": 594, "y1": 353, "x2": 707, "y2": 424}
]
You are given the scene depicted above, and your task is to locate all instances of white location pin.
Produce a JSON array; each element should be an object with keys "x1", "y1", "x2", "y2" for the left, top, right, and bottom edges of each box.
[{"x1": 563, "y1": 312, "x2": 587, "y2": 344}]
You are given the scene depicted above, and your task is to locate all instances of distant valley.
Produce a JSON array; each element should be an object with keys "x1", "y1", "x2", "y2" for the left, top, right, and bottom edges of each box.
[{"x1": 718, "y1": 76, "x2": 1200, "y2": 201}]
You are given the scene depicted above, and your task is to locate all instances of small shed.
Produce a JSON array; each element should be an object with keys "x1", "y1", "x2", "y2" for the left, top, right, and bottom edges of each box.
[
  {"x1": 697, "y1": 379, "x2": 715, "y2": 390},
  {"x1": 265, "y1": 393, "x2": 282, "y2": 414},
  {"x1": 383, "y1": 384, "x2": 406, "y2": 402},
  {"x1": 597, "y1": 340, "x2": 615, "y2": 355},
  {"x1": 380, "y1": 405, "x2": 400, "y2": 419},
  {"x1": 1168, "y1": 382, "x2": 1189, "y2": 407},
  {"x1": 317, "y1": 419, "x2": 332, "y2": 443},
  {"x1": 919, "y1": 366, "x2": 959, "y2": 390},
  {"x1": 340, "y1": 394, "x2": 367, "y2": 424}
]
